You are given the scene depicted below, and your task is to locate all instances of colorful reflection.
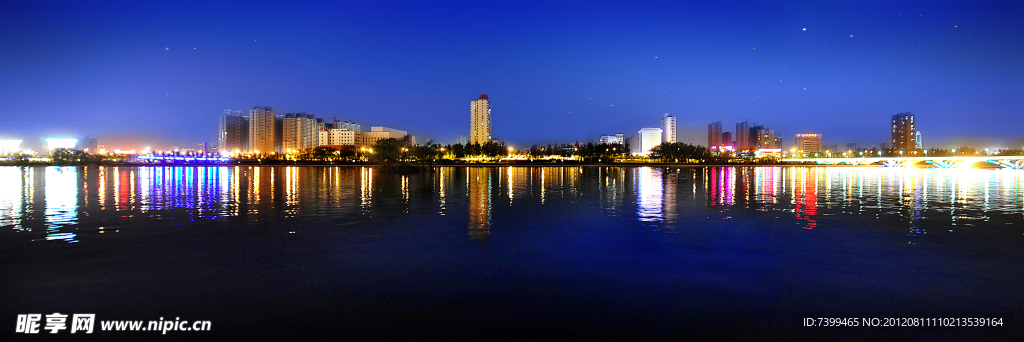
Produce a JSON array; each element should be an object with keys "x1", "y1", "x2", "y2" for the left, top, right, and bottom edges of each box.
[
  {"x1": 636, "y1": 167, "x2": 663, "y2": 222},
  {"x1": 2, "y1": 166, "x2": 1021, "y2": 244}
]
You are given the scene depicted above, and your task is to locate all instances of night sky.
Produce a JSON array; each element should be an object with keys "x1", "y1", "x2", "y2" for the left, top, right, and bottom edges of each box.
[{"x1": 2, "y1": 0, "x2": 1022, "y2": 151}]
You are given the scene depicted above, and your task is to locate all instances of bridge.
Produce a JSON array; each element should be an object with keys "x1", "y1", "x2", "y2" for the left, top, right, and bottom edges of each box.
[{"x1": 783, "y1": 156, "x2": 1024, "y2": 169}]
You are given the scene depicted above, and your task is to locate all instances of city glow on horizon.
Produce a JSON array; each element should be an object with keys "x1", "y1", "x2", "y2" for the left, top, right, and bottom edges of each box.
[{"x1": 45, "y1": 138, "x2": 77, "y2": 150}]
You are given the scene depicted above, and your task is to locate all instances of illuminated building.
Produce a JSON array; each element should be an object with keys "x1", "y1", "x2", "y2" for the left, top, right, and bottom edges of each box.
[
  {"x1": 891, "y1": 112, "x2": 917, "y2": 153},
  {"x1": 282, "y1": 113, "x2": 320, "y2": 152},
  {"x1": 319, "y1": 129, "x2": 362, "y2": 146},
  {"x1": 751, "y1": 126, "x2": 777, "y2": 149},
  {"x1": 362, "y1": 127, "x2": 411, "y2": 146},
  {"x1": 599, "y1": 133, "x2": 625, "y2": 145},
  {"x1": 470, "y1": 94, "x2": 492, "y2": 145},
  {"x1": 0, "y1": 140, "x2": 22, "y2": 155},
  {"x1": 637, "y1": 128, "x2": 663, "y2": 156},
  {"x1": 248, "y1": 106, "x2": 278, "y2": 154},
  {"x1": 796, "y1": 133, "x2": 822, "y2": 154},
  {"x1": 661, "y1": 113, "x2": 677, "y2": 143},
  {"x1": 219, "y1": 110, "x2": 248, "y2": 153},
  {"x1": 708, "y1": 121, "x2": 722, "y2": 148},
  {"x1": 46, "y1": 138, "x2": 77, "y2": 150},
  {"x1": 721, "y1": 132, "x2": 733, "y2": 149}
]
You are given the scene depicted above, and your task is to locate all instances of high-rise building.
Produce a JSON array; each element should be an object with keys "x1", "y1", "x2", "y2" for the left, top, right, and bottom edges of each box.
[
  {"x1": 735, "y1": 121, "x2": 751, "y2": 150},
  {"x1": 795, "y1": 133, "x2": 822, "y2": 154},
  {"x1": 219, "y1": 110, "x2": 248, "y2": 153},
  {"x1": 751, "y1": 126, "x2": 776, "y2": 149},
  {"x1": 708, "y1": 121, "x2": 722, "y2": 148},
  {"x1": 891, "y1": 112, "x2": 917, "y2": 152},
  {"x1": 470, "y1": 94, "x2": 492, "y2": 145},
  {"x1": 248, "y1": 106, "x2": 277, "y2": 154},
  {"x1": 282, "y1": 113, "x2": 320, "y2": 152},
  {"x1": 661, "y1": 113, "x2": 677, "y2": 143},
  {"x1": 721, "y1": 132, "x2": 732, "y2": 148},
  {"x1": 637, "y1": 128, "x2": 663, "y2": 156}
]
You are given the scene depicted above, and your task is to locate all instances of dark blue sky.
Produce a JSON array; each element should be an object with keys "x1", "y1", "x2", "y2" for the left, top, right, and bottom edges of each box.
[{"x1": 2, "y1": 0, "x2": 1022, "y2": 151}]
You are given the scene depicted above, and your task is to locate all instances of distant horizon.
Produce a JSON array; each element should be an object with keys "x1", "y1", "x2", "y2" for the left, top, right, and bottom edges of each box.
[{"x1": 3, "y1": 1, "x2": 1023, "y2": 151}]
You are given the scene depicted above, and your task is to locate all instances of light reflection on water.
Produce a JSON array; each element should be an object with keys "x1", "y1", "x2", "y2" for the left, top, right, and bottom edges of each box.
[{"x1": 0, "y1": 166, "x2": 1022, "y2": 243}]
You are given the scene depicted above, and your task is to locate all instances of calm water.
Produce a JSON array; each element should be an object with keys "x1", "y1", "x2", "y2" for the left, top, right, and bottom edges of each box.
[{"x1": 1, "y1": 166, "x2": 1022, "y2": 340}]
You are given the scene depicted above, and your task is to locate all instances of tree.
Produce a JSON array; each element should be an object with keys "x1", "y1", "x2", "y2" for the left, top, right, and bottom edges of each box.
[{"x1": 370, "y1": 136, "x2": 412, "y2": 165}]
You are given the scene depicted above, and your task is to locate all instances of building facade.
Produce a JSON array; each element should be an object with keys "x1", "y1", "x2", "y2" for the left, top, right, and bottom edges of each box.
[
  {"x1": 248, "y1": 106, "x2": 278, "y2": 154},
  {"x1": 661, "y1": 113, "x2": 677, "y2": 143},
  {"x1": 891, "y1": 112, "x2": 917, "y2": 153},
  {"x1": 470, "y1": 94, "x2": 492, "y2": 145},
  {"x1": 637, "y1": 128, "x2": 663, "y2": 156},
  {"x1": 795, "y1": 133, "x2": 822, "y2": 154},
  {"x1": 599, "y1": 133, "x2": 625, "y2": 145},
  {"x1": 282, "y1": 113, "x2": 320, "y2": 152},
  {"x1": 362, "y1": 126, "x2": 411, "y2": 146},
  {"x1": 319, "y1": 129, "x2": 362, "y2": 146},
  {"x1": 219, "y1": 110, "x2": 248, "y2": 153}
]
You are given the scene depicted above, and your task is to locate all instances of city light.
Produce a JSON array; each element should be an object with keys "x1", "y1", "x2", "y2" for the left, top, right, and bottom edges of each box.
[
  {"x1": 45, "y1": 138, "x2": 77, "y2": 150},
  {"x1": 0, "y1": 139, "x2": 22, "y2": 155}
]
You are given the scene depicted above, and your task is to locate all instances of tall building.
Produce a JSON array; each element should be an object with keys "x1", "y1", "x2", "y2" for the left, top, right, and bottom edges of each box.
[
  {"x1": 661, "y1": 113, "x2": 677, "y2": 143},
  {"x1": 248, "y1": 106, "x2": 277, "y2": 154},
  {"x1": 219, "y1": 110, "x2": 248, "y2": 153},
  {"x1": 470, "y1": 94, "x2": 492, "y2": 145},
  {"x1": 282, "y1": 113, "x2": 320, "y2": 152},
  {"x1": 708, "y1": 121, "x2": 722, "y2": 148},
  {"x1": 891, "y1": 112, "x2": 917, "y2": 152},
  {"x1": 637, "y1": 128, "x2": 663, "y2": 156},
  {"x1": 795, "y1": 133, "x2": 822, "y2": 154},
  {"x1": 751, "y1": 126, "x2": 776, "y2": 149},
  {"x1": 721, "y1": 132, "x2": 732, "y2": 148},
  {"x1": 735, "y1": 121, "x2": 751, "y2": 150}
]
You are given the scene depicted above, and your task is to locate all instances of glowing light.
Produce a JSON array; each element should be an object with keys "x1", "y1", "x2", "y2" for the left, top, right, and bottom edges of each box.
[{"x1": 46, "y1": 138, "x2": 77, "y2": 150}]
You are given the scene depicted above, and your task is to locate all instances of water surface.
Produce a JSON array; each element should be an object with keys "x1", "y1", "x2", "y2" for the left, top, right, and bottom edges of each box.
[{"x1": 1, "y1": 166, "x2": 1021, "y2": 340}]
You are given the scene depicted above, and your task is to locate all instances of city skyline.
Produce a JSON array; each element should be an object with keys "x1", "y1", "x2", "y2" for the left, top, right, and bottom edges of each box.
[{"x1": 2, "y1": 1, "x2": 1023, "y2": 151}]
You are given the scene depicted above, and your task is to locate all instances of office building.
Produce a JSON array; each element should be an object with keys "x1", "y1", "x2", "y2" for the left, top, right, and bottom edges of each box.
[
  {"x1": 637, "y1": 128, "x2": 663, "y2": 156},
  {"x1": 795, "y1": 133, "x2": 822, "y2": 154},
  {"x1": 661, "y1": 113, "x2": 677, "y2": 143},
  {"x1": 319, "y1": 129, "x2": 362, "y2": 146},
  {"x1": 282, "y1": 113, "x2": 320, "y2": 152},
  {"x1": 219, "y1": 110, "x2": 248, "y2": 153},
  {"x1": 708, "y1": 121, "x2": 722, "y2": 148},
  {"x1": 470, "y1": 94, "x2": 492, "y2": 145},
  {"x1": 248, "y1": 106, "x2": 278, "y2": 154},
  {"x1": 891, "y1": 112, "x2": 917, "y2": 152}
]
